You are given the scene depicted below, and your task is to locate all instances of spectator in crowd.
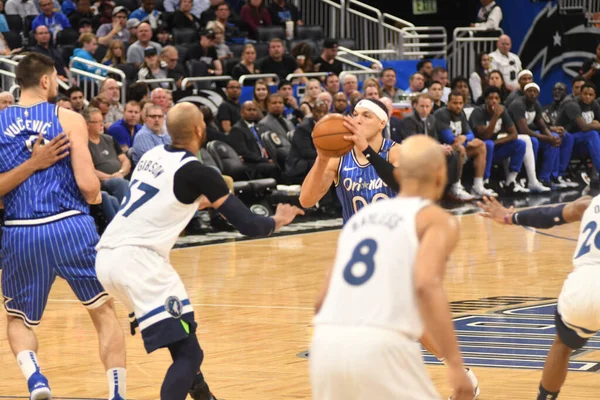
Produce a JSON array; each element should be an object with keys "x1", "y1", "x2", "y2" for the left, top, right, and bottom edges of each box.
[
  {"x1": 126, "y1": 18, "x2": 139, "y2": 45},
  {"x1": 207, "y1": 20, "x2": 233, "y2": 61},
  {"x1": 5, "y1": 0, "x2": 37, "y2": 18},
  {"x1": 161, "y1": 46, "x2": 188, "y2": 90},
  {"x1": 417, "y1": 58, "x2": 433, "y2": 87},
  {"x1": 163, "y1": 0, "x2": 207, "y2": 19},
  {"x1": 363, "y1": 78, "x2": 381, "y2": 100},
  {"x1": 313, "y1": 39, "x2": 343, "y2": 77},
  {"x1": 90, "y1": 95, "x2": 111, "y2": 122},
  {"x1": 470, "y1": 52, "x2": 491, "y2": 104},
  {"x1": 557, "y1": 82, "x2": 600, "y2": 186},
  {"x1": 278, "y1": 80, "x2": 303, "y2": 125},
  {"x1": 451, "y1": 76, "x2": 475, "y2": 118},
  {"x1": 380, "y1": 68, "x2": 403, "y2": 102},
  {"x1": 471, "y1": 0, "x2": 502, "y2": 30},
  {"x1": 215, "y1": 2, "x2": 243, "y2": 43},
  {"x1": 217, "y1": 79, "x2": 242, "y2": 132},
  {"x1": 505, "y1": 69, "x2": 533, "y2": 107},
  {"x1": 317, "y1": 91, "x2": 333, "y2": 112},
  {"x1": 56, "y1": 95, "x2": 72, "y2": 110},
  {"x1": 199, "y1": 105, "x2": 228, "y2": 144},
  {"x1": 127, "y1": 81, "x2": 149, "y2": 103},
  {"x1": 138, "y1": 46, "x2": 169, "y2": 90},
  {"x1": 77, "y1": 18, "x2": 93, "y2": 34},
  {"x1": 542, "y1": 82, "x2": 570, "y2": 133},
  {"x1": 100, "y1": 78, "x2": 124, "y2": 128},
  {"x1": 95, "y1": 1, "x2": 115, "y2": 27},
  {"x1": 380, "y1": 97, "x2": 402, "y2": 141},
  {"x1": 332, "y1": 92, "x2": 349, "y2": 115},
  {"x1": 425, "y1": 66, "x2": 451, "y2": 102},
  {"x1": 341, "y1": 73, "x2": 358, "y2": 98},
  {"x1": 31, "y1": 0, "x2": 71, "y2": 38},
  {"x1": 85, "y1": 106, "x2": 131, "y2": 203},
  {"x1": 107, "y1": 100, "x2": 142, "y2": 152},
  {"x1": 404, "y1": 72, "x2": 425, "y2": 94},
  {"x1": 434, "y1": 90, "x2": 496, "y2": 197},
  {"x1": 0, "y1": 91, "x2": 14, "y2": 110},
  {"x1": 269, "y1": 0, "x2": 302, "y2": 28},
  {"x1": 324, "y1": 73, "x2": 340, "y2": 97},
  {"x1": 129, "y1": 0, "x2": 161, "y2": 29},
  {"x1": 229, "y1": 101, "x2": 281, "y2": 181},
  {"x1": 173, "y1": 0, "x2": 202, "y2": 30},
  {"x1": 253, "y1": 79, "x2": 270, "y2": 116},
  {"x1": 29, "y1": 25, "x2": 68, "y2": 80},
  {"x1": 481, "y1": 69, "x2": 510, "y2": 104},
  {"x1": 285, "y1": 100, "x2": 329, "y2": 184},
  {"x1": 348, "y1": 90, "x2": 362, "y2": 109},
  {"x1": 259, "y1": 38, "x2": 302, "y2": 82},
  {"x1": 96, "y1": 5, "x2": 129, "y2": 46},
  {"x1": 138, "y1": 100, "x2": 151, "y2": 124},
  {"x1": 232, "y1": 44, "x2": 260, "y2": 83},
  {"x1": 300, "y1": 79, "x2": 323, "y2": 116},
  {"x1": 565, "y1": 75, "x2": 586, "y2": 103},
  {"x1": 102, "y1": 39, "x2": 126, "y2": 66},
  {"x1": 489, "y1": 34, "x2": 522, "y2": 91},
  {"x1": 240, "y1": 0, "x2": 271, "y2": 39},
  {"x1": 428, "y1": 80, "x2": 446, "y2": 112},
  {"x1": 127, "y1": 21, "x2": 162, "y2": 68},
  {"x1": 154, "y1": 25, "x2": 172, "y2": 47},
  {"x1": 185, "y1": 29, "x2": 223, "y2": 76},
  {"x1": 508, "y1": 82, "x2": 567, "y2": 191},
  {"x1": 199, "y1": 0, "x2": 225, "y2": 26},
  {"x1": 291, "y1": 42, "x2": 313, "y2": 80},
  {"x1": 71, "y1": 33, "x2": 107, "y2": 77},
  {"x1": 131, "y1": 105, "x2": 170, "y2": 164},
  {"x1": 68, "y1": 0, "x2": 94, "y2": 30},
  {"x1": 257, "y1": 93, "x2": 294, "y2": 137},
  {"x1": 67, "y1": 86, "x2": 85, "y2": 113},
  {"x1": 469, "y1": 86, "x2": 528, "y2": 194},
  {"x1": 150, "y1": 87, "x2": 171, "y2": 115}
]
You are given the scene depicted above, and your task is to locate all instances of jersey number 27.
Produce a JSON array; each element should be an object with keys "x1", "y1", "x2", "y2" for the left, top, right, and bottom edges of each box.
[{"x1": 119, "y1": 179, "x2": 159, "y2": 217}]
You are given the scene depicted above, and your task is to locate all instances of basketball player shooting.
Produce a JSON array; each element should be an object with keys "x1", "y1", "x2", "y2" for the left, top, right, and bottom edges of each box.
[
  {"x1": 95, "y1": 102, "x2": 304, "y2": 400},
  {"x1": 478, "y1": 195, "x2": 597, "y2": 400},
  {"x1": 310, "y1": 135, "x2": 473, "y2": 400},
  {"x1": 0, "y1": 53, "x2": 126, "y2": 400}
]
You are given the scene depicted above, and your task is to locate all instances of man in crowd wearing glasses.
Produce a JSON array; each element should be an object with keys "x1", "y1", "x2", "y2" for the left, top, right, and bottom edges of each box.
[{"x1": 131, "y1": 104, "x2": 170, "y2": 164}]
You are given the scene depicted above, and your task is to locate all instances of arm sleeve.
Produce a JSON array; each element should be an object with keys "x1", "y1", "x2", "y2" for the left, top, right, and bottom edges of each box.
[
  {"x1": 511, "y1": 203, "x2": 567, "y2": 229},
  {"x1": 173, "y1": 161, "x2": 230, "y2": 204},
  {"x1": 362, "y1": 145, "x2": 399, "y2": 192},
  {"x1": 439, "y1": 129, "x2": 454, "y2": 145}
]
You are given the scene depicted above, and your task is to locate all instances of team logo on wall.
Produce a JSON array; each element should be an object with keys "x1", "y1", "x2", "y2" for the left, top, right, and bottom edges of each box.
[
  {"x1": 519, "y1": 3, "x2": 600, "y2": 78},
  {"x1": 176, "y1": 90, "x2": 225, "y2": 116}
]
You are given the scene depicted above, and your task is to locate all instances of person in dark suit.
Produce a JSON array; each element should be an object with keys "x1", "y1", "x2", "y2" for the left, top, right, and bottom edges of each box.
[
  {"x1": 380, "y1": 97, "x2": 403, "y2": 142},
  {"x1": 285, "y1": 100, "x2": 328, "y2": 184},
  {"x1": 257, "y1": 93, "x2": 295, "y2": 137},
  {"x1": 399, "y1": 94, "x2": 439, "y2": 142},
  {"x1": 229, "y1": 101, "x2": 282, "y2": 181}
]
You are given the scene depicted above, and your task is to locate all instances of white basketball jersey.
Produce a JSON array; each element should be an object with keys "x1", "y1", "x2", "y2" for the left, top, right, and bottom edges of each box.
[
  {"x1": 313, "y1": 196, "x2": 431, "y2": 340},
  {"x1": 97, "y1": 146, "x2": 201, "y2": 259},
  {"x1": 572, "y1": 194, "x2": 600, "y2": 270}
]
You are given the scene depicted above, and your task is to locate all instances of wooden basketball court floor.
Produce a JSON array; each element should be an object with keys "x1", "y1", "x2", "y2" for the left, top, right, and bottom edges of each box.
[{"x1": 0, "y1": 210, "x2": 599, "y2": 399}]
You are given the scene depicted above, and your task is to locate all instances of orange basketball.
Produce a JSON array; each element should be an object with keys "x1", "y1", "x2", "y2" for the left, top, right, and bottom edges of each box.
[{"x1": 312, "y1": 114, "x2": 354, "y2": 157}]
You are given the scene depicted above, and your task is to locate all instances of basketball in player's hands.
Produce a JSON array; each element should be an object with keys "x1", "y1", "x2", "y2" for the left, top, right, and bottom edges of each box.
[{"x1": 312, "y1": 114, "x2": 354, "y2": 158}]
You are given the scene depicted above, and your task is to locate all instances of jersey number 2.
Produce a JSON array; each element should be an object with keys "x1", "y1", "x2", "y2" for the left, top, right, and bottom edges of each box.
[
  {"x1": 343, "y1": 238, "x2": 378, "y2": 285},
  {"x1": 574, "y1": 221, "x2": 600, "y2": 259},
  {"x1": 120, "y1": 179, "x2": 159, "y2": 217}
]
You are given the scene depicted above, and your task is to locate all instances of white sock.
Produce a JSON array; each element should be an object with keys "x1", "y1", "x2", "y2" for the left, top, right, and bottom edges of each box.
[
  {"x1": 473, "y1": 177, "x2": 484, "y2": 189},
  {"x1": 107, "y1": 368, "x2": 126, "y2": 400},
  {"x1": 518, "y1": 134, "x2": 539, "y2": 184},
  {"x1": 17, "y1": 350, "x2": 40, "y2": 380},
  {"x1": 506, "y1": 171, "x2": 518, "y2": 185}
]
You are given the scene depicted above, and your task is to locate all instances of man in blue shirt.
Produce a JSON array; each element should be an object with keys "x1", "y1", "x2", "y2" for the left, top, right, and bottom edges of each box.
[
  {"x1": 131, "y1": 105, "x2": 171, "y2": 164},
  {"x1": 31, "y1": 0, "x2": 71, "y2": 38},
  {"x1": 107, "y1": 101, "x2": 142, "y2": 152},
  {"x1": 129, "y1": 0, "x2": 162, "y2": 29}
]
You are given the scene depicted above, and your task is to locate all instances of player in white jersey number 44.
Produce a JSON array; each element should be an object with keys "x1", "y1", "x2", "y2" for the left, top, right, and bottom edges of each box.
[{"x1": 478, "y1": 195, "x2": 597, "y2": 400}]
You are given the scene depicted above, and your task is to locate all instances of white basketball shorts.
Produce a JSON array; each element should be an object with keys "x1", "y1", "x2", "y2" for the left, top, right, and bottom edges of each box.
[{"x1": 557, "y1": 264, "x2": 600, "y2": 340}]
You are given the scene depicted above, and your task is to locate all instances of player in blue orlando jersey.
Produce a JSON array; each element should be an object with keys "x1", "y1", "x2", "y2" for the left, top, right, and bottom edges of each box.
[
  {"x1": 0, "y1": 53, "x2": 126, "y2": 400},
  {"x1": 300, "y1": 99, "x2": 400, "y2": 223}
]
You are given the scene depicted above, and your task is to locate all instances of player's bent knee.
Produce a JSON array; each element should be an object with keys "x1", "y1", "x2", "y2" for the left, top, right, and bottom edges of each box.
[
  {"x1": 555, "y1": 311, "x2": 591, "y2": 350},
  {"x1": 169, "y1": 333, "x2": 204, "y2": 371}
]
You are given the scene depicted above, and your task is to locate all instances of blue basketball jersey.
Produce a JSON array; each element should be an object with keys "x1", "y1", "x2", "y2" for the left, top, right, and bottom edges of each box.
[
  {"x1": 335, "y1": 139, "x2": 397, "y2": 223},
  {"x1": 0, "y1": 103, "x2": 88, "y2": 221}
]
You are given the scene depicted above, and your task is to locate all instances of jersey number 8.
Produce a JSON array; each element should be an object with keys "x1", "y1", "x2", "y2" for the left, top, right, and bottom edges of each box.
[{"x1": 343, "y1": 238, "x2": 378, "y2": 285}]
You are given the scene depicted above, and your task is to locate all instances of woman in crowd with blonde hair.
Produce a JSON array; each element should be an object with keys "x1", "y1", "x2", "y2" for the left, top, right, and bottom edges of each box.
[
  {"x1": 207, "y1": 20, "x2": 233, "y2": 61},
  {"x1": 253, "y1": 79, "x2": 270, "y2": 117},
  {"x1": 232, "y1": 44, "x2": 260, "y2": 84},
  {"x1": 300, "y1": 79, "x2": 323, "y2": 116},
  {"x1": 102, "y1": 39, "x2": 126, "y2": 66}
]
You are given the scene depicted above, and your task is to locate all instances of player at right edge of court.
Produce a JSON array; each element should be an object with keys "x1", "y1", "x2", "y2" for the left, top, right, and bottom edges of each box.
[
  {"x1": 478, "y1": 194, "x2": 600, "y2": 400},
  {"x1": 95, "y1": 102, "x2": 304, "y2": 400},
  {"x1": 310, "y1": 135, "x2": 473, "y2": 400}
]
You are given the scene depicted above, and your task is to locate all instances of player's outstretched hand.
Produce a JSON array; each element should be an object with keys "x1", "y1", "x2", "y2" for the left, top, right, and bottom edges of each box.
[
  {"x1": 448, "y1": 366, "x2": 474, "y2": 400},
  {"x1": 273, "y1": 203, "x2": 305, "y2": 229},
  {"x1": 31, "y1": 133, "x2": 70, "y2": 171},
  {"x1": 477, "y1": 196, "x2": 514, "y2": 225},
  {"x1": 342, "y1": 115, "x2": 369, "y2": 152}
]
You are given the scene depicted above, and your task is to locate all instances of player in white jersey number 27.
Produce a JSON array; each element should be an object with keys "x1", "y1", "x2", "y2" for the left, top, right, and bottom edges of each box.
[
  {"x1": 310, "y1": 135, "x2": 474, "y2": 400},
  {"x1": 478, "y1": 195, "x2": 599, "y2": 400}
]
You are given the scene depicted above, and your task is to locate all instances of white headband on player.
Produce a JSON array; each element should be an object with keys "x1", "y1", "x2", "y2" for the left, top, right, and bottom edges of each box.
[
  {"x1": 524, "y1": 82, "x2": 540, "y2": 92},
  {"x1": 354, "y1": 99, "x2": 389, "y2": 123}
]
